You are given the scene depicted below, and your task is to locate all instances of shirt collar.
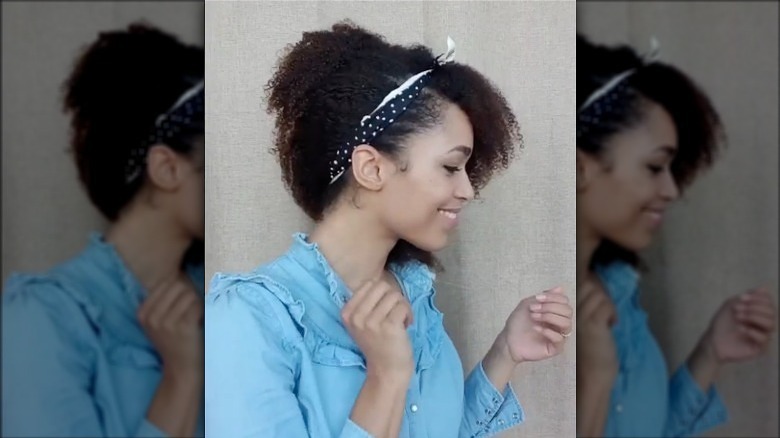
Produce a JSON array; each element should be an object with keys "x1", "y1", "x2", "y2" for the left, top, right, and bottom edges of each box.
[
  {"x1": 287, "y1": 232, "x2": 436, "y2": 308},
  {"x1": 594, "y1": 260, "x2": 640, "y2": 304}
]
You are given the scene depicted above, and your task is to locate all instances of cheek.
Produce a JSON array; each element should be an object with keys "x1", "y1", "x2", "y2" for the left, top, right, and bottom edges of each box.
[
  {"x1": 585, "y1": 176, "x2": 644, "y2": 227},
  {"x1": 182, "y1": 176, "x2": 205, "y2": 227},
  {"x1": 382, "y1": 174, "x2": 446, "y2": 225}
]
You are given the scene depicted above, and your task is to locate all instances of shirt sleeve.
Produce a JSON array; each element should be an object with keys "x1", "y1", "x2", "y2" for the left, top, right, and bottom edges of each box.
[
  {"x1": 664, "y1": 364, "x2": 728, "y2": 437},
  {"x1": 204, "y1": 278, "x2": 373, "y2": 438},
  {"x1": 460, "y1": 360, "x2": 526, "y2": 437},
  {"x1": 1, "y1": 279, "x2": 167, "y2": 438}
]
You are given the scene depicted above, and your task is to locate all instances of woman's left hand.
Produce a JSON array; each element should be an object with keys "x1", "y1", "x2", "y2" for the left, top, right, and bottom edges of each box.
[
  {"x1": 502, "y1": 286, "x2": 573, "y2": 363},
  {"x1": 705, "y1": 287, "x2": 776, "y2": 364}
]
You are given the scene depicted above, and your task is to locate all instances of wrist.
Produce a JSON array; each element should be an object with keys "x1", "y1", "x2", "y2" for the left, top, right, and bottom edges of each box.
[
  {"x1": 495, "y1": 328, "x2": 522, "y2": 365},
  {"x1": 365, "y1": 364, "x2": 412, "y2": 388},
  {"x1": 693, "y1": 329, "x2": 721, "y2": 366},
  {"x1": 161, "y1": 365, "x2": 203, "y2": 390}
]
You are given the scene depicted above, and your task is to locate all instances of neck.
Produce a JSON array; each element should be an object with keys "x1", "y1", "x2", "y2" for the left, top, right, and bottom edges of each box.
[
  {"x1": 577, "y1": 216, "x2": 601, "y2": 289},
  {"x1": 105, "y1": 203, "x2": 193, "y2": 291},
  {"x1": 309, "y1": 205, "x2": 397, "y2": 293}
]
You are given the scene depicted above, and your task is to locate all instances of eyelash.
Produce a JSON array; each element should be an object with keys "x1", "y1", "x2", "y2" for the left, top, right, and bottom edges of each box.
[
  {"x1": 443, "y1": 165, "x2": 462, "y2": 174},
  {"x1": 648, "y1": 165, "x2": 663, "y2": 175}
]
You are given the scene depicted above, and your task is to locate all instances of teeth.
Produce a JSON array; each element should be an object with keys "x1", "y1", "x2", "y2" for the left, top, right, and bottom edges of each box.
[{"x1": 438, "y1": 210, "x2": 457, "y2": 219}]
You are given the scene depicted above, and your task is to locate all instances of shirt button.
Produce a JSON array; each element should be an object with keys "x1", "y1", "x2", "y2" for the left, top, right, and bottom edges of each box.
[
  {"x1": 410, "y1": 404, "x2": 418, "y2": 413},
  {"x1": 498, "y1": 419, "x2": 505, "y2": 426},
  {"x1": 616, "y1": 404, "x2": 623, "y2": 413}
]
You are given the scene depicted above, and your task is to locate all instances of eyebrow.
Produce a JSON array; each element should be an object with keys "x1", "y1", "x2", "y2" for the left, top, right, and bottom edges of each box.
[
  {"x1": 448, "y1": 145, "x2": 473, "y2": 156},
  {"x1": 657, "y1": 145, "x2": 677, "y2": 156}
]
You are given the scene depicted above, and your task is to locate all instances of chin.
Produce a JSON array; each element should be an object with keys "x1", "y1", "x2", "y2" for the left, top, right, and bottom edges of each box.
[
  {"x1": 611, "y1": 233, "x2": 654, "y2": 253},
  {"x1": 400, "y1": 233, "x2": 449, "y2": 254}
]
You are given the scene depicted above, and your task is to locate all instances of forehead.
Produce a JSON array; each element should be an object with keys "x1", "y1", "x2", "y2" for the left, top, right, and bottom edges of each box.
[
  {"x1": 404, "y1": 103, "x2": 474, "y2": 155},
  {"x1": 605, "y1": 100, "x2": 677, "y2": 157}
]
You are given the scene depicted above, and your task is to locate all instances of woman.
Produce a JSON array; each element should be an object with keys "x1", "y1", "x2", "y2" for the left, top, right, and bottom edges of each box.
[
  {"x1": 2, "y1": 23, "x2": 205, "y2": 437},
  {"x1": 205, "y1": 22, "x2": 573, "y2": 438},
  {"x1": 576, "y1": 34, "x2": 776, "y2": 437}
]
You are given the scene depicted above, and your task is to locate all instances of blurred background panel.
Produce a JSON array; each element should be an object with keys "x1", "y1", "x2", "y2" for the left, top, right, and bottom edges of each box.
[
  {"x1": 1, "y1": 1, "x2": 204, "y2": 282},
  {"x1": 578, "y1": 2, "x2": 778, "y2": 437}
]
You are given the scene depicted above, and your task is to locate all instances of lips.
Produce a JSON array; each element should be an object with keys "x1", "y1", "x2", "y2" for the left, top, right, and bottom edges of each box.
[
  {"x1": 437, "y1": 207, "x2": 461, "y2": 228},
  {"x1": 643, "y1": 207, "x2": 665, "y2": 226},
  {"x1": 438, "y1": 209, "x2": 458, "y2": 220}
]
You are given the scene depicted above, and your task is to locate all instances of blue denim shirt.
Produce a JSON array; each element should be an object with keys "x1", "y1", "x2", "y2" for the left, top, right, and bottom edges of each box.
[
  {"x1": 205, "y1": 233, "x2": 526, "y2": 438},
  {"x1": 1, "y1": 233, "x2": 205, "y2": 437},
  {"x1": 595, "y1": 261, "x2": 728, "y2": 437}
]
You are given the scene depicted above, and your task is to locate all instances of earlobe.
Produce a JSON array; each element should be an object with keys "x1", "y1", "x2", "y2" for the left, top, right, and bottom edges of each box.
[{"x1": 351, "y1": 144, "x2": 384, "y2": 191}]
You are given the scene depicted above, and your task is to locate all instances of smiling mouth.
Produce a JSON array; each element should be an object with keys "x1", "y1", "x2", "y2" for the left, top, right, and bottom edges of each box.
[
  {"x1": 438, "y1": 209, "x2": 460, "y2": 220},
  {"x1": 643, "y1": 209, "x2": 665, "y2": 223}
]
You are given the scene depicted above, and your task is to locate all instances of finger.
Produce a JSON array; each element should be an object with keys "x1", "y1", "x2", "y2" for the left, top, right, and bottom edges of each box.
[
  {"x1": 747, "y1": 290, "x2": 776, "y2": 308},
  {"x1": 591, "y1": 298, "x2": 617, "y2": 327},
  {"x1": 351, "y1": 282, "x2": 393, "y2": 325},
  {"x1": 739, "y1": 325, "x2": 771, "y2": 345},
  {"x1": 144, "y1": 284, "x2": 188, "y2": 326},
  {"x1": 183, "y1": 298, "x2": 205, "y2": 326},
  {"x1": 533, "y1": 325, "x2": 565, "y2": 344},
  {"x1": 137, "y1": 282, "x2": 172, "y2": 320},
  {"x1": 165, "y1": 292, "x2": 197, "y2": 327},
  {"x1": 531, "y1": 312, "x2": 571, "y2": 333},
  {"x1": 372, "y1": 290, "x2": 404, "y2": 323},
  {"x1": 535, "y1": 289, "x2": 569, "y2": 305},
  {"x1": 386, "y1": 301, "x2": 410, "y2": 326},
  {"x1": 530, "y1": 302, "x2": 573, "y2": 318},
  {"x1": 401, "y1": 300, "x2": 414, "y2": 328},
  {"x1": 342, "y1": 280, "x2": 376, "y2": 318},
  {"x1": 741, "y1": 288, "x2": 774, "y2": 303},
  {"x1": 736, "y1": 301, "x2": 776, "y2": 318},
  {"x1": 577, "y1": 287, "x2": 609, "y2": 317},
  {"x1": 576, "y1": 277, "x2": 605, "y2": 305},
  {"x1": 736, "y1": 311, "x2": 776, "y2": 332}
]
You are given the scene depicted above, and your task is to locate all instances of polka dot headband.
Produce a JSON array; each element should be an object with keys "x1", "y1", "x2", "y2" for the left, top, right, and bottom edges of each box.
[
  {"x1": 578, "y1": 37, "x2": 660, "y2": 114},
  {"x1": 125, "y1": 80, "x2": 204, "y2": 184},
  {"x1": 328, "y1": 36, "x2": 456, "y2": 184}
]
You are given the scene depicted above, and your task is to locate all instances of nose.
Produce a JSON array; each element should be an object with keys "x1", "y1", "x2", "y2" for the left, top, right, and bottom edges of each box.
[
  {"x1": 660, "y1": 170, "x2": 680, "y2": 201},
  {"x1": 456, "y1": 171, "x2": 475, "y2": 202}
]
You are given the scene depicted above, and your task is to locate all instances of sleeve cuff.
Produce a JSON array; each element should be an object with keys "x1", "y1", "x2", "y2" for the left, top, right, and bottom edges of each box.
[
  {"x1": 340, "y1": 418, "x2": 376, "y2": 438},
  {"x1": 134, "y1": 419, "x2": 168, "y2": 438},
  {"x1": 666, "y1": 364, "x2": 728, "y2": 437},
  {"x1": 461, "y1": 361, "x2": 525, "y2": 437}
]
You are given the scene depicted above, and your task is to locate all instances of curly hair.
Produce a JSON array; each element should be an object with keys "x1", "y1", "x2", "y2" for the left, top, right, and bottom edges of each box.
[
  {"x1": 62, "y1": 22, "x2": 204, "y2": 221},
  {"x1": 577, "y1": 34, "x2": 725, "y2": 268},
  {"x1": 266, "y1": 21, "x2": 522, "y2": 267}
]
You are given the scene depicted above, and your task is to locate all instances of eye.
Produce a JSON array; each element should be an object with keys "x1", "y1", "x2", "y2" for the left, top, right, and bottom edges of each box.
[
  {"x1": 647, "y1": 165, "x2": 663, "y2": 175},
  {"x1": 443, "y1": 165, "x2": 462, "y2": 175}
]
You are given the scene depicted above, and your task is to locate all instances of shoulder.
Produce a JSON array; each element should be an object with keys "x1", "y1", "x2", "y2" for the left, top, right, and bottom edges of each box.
[
  {"x1": 206, "y1": 255, "x2": 306, "y2": 349},
  {"x1": 3, "y1": 272, "x2": 97, "y2": 355}
]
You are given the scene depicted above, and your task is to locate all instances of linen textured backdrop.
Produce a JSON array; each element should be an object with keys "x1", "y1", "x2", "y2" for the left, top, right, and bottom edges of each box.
[
  {"x1": 205, "y1": 1, "x2": 575, "y2": 437},
  {"x1": 578, "y1": 2, "x2": 779, "y2": 437},
  {"x1": 1, "y1": 1, "x2": 204, "y2": 282}
]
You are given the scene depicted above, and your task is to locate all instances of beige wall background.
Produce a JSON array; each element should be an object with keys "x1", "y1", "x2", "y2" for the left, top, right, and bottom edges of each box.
[
  {"x1": 205, "y1": 1, "x2": 575, "y2": 437},
  {"x1": 1, "y1": 1, "x2": 204, "y2": 282},
  {"x1": 578, "y1": 2, "x2": 779, "y2": 437}
]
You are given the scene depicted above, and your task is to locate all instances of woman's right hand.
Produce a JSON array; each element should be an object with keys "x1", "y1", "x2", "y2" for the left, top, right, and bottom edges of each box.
[
  {"x1": 137, "y1": 275, "x2": 204, "y2": 377},
  {"x1": 341, "y1": 279, "x2": 414, "y2": 379},
  {"x1": 576, "y1": 275, "x2": 619, "y2": 384}
]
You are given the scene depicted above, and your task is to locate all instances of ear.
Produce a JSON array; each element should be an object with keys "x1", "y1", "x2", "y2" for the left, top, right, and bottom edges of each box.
[
  {"x1": 351, "y1": 144, "x2": 393, "y2": 191},
  {"x1": 146, "y1": 144, "x2": 185, "y2": 191}
]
